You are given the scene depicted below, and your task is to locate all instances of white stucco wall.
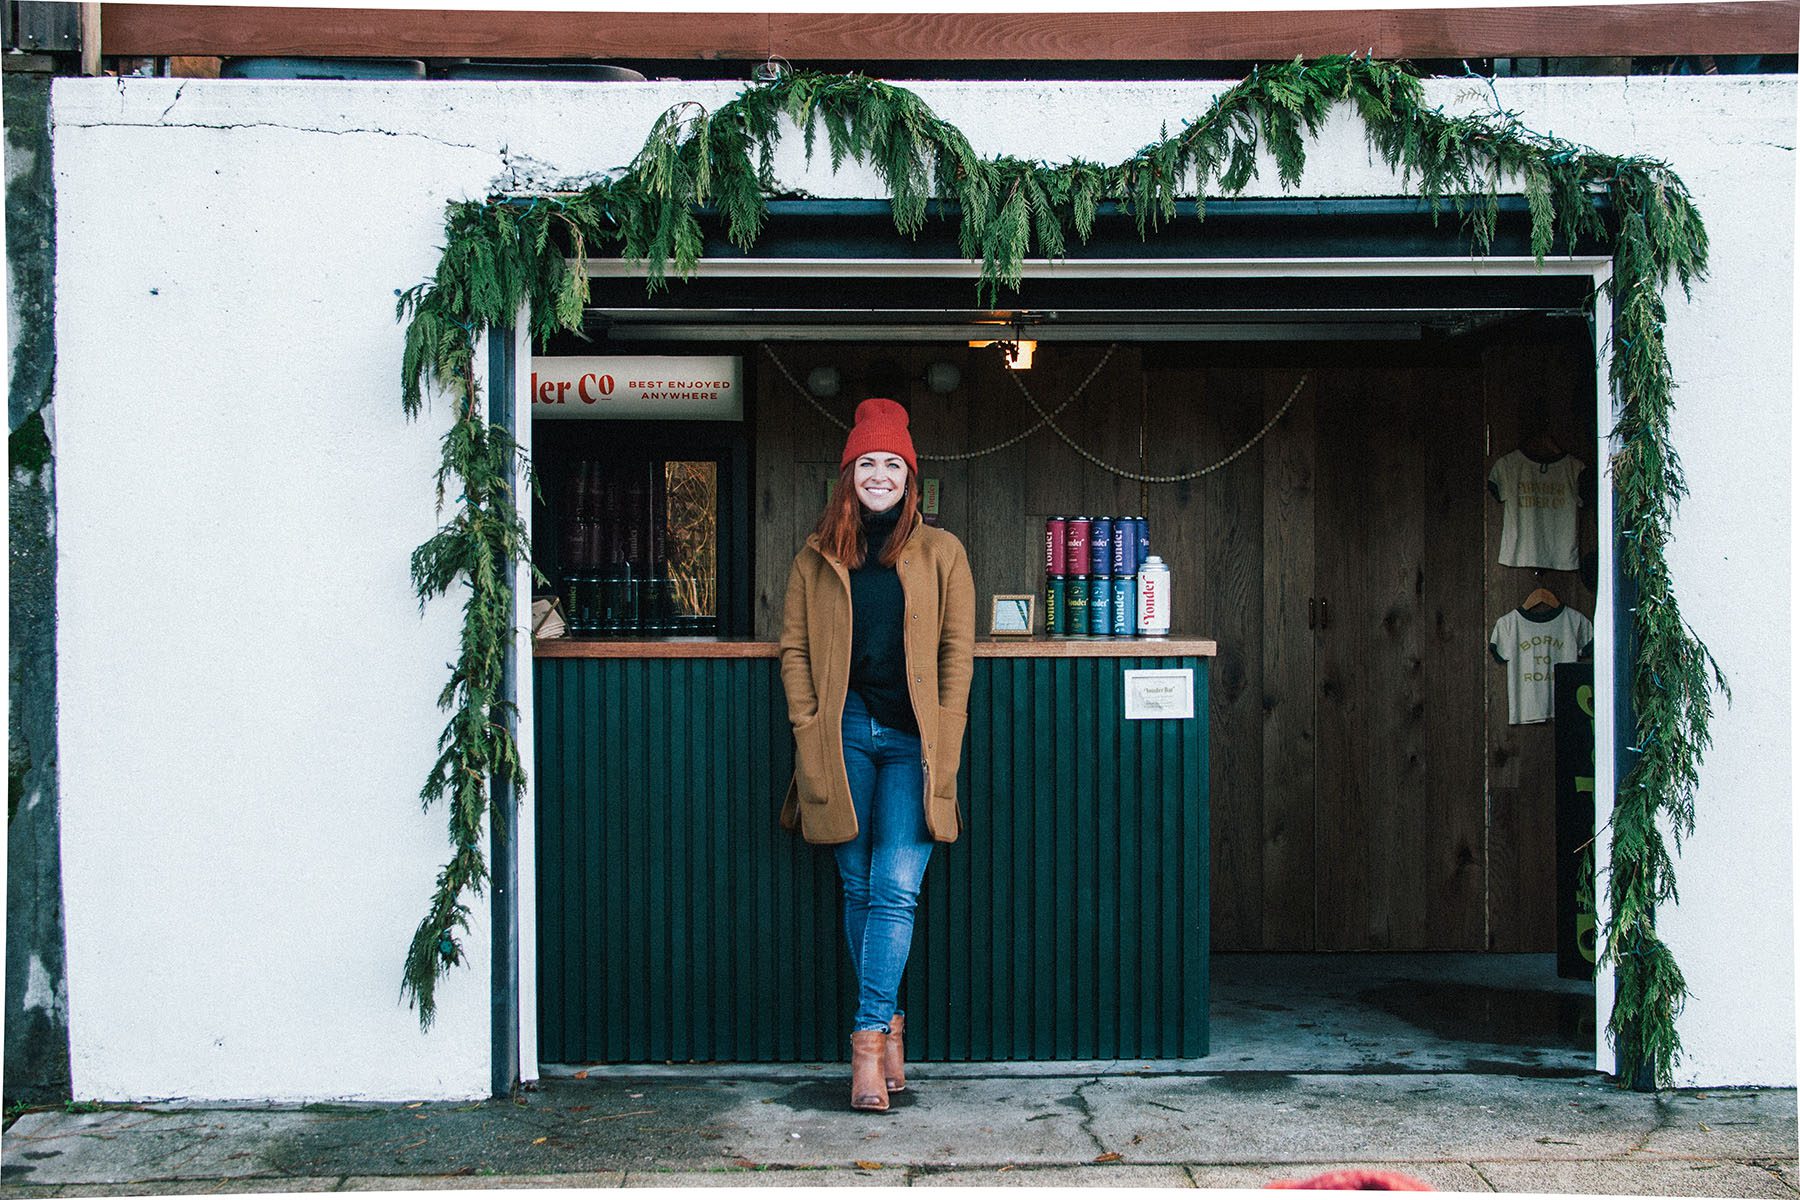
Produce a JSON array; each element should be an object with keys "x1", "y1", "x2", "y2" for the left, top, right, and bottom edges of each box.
[
  {"x1": 52, "y1": 85, "x2": 504, "y2": 1101},
  {"x1": 52, "y1": 73, "x2": 1792, "y2": 1096}
]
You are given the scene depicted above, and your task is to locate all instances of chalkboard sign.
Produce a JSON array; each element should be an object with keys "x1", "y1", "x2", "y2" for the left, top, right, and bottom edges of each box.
[{"x1": 1554, "y1": 661, "x2": 1597, "y2": 980}]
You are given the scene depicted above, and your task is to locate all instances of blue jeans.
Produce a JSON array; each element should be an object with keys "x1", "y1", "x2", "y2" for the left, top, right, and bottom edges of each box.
[{"x1": 835, "y1": 689, "x2": 935, "y2": 1034}]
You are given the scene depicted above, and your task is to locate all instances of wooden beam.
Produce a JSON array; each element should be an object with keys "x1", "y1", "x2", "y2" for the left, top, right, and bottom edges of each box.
[{"x1": 101, "y1": 4, "x2": 1800, "y2": 62}]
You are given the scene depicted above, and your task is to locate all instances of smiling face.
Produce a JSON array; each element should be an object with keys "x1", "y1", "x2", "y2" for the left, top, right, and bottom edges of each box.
[{"x1": 852, "y1": 453, "x2": 908, "y2": 514}]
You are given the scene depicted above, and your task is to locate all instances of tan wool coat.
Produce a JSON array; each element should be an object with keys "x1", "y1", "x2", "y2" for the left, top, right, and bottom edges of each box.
[{"x1": 777, "y1": 515, "x2": 976, "y2": 844}]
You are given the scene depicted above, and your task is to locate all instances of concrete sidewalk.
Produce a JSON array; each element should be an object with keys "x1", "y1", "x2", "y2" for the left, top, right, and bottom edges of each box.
[{"x1": 2, "y1": 1071, "x2": 1795, "y2": 1195}]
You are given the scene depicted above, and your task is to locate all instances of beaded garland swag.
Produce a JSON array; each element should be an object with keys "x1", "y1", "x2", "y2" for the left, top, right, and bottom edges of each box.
[{"x1": 395, "y1": 56, "x2": 1724, "y2": 1086}]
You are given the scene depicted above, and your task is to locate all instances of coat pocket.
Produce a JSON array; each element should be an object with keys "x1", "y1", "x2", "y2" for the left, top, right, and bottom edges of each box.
[{"x1": 791, "y1": 712, "x2": 834, "y2": 805}]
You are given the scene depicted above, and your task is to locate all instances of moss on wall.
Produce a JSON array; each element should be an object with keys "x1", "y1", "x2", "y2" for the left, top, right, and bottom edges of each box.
[{"x1": 4, "y1": 69, "x2": 69, "y2": 1106}]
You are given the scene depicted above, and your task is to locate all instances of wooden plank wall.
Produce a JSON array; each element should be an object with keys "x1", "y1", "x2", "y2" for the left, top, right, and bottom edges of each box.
[
  {"x1": 752, "y1": 328, "x2": 1591, "y2": 953},
  {"x1": 1258, "y1": 369, "x2": 1318, "y2": 950},
  {"x1": 1420, "y1": 367, "x2": 1493, "y2": 951},
  {"x1": 1308, "y1": 366, "x2": 1489, "y2": 949}
]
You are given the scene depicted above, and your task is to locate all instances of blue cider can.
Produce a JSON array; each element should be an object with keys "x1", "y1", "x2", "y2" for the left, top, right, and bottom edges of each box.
[
  {"x1": 1134, "y1": 517, "x2": 1150, "y2": 566},
  {"x1": 1112, "y1": 517, "x2": 1138, "y2": 577},
  {"x1": 1089, "y1": 574, "x2": 1112, "y2": 635},
  {"x1": 1088, "y1": 518, "x2": 1113, "y2": 578},
  {"x1": 1110, "y1": 576, "x2": 1135, "y2": 636}
]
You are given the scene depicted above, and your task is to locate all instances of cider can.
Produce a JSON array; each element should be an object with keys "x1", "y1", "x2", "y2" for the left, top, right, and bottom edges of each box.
[
  {"x1": 1045, "y1": 517, "x2": 1067, "y2": 576},
  {"x1": 1065, "y1": 576, "x2": 1090, "y2": 636},
  {"x1": 1046, "y1": 574, "x2": 1067, "y2": 636},
  {"x1": 1066, "y1": 518, "x2": 1091, "y2": 573},
  {"x1": 1088, "y1": 518, "x2": 1113, "y2": 577},
  {"x1": 1112, "y1": 517, "x2": 1138, "y2": 577},
  {"x1": 1136, "y1": 555, "x2": 1171, "y2": 637},
  {"x1": 1110, "y1": 575, "x2": 1135, "y2": 636},
  {"x1": 1089, "y1": 574, "x2": 1112, "y2": 635}
]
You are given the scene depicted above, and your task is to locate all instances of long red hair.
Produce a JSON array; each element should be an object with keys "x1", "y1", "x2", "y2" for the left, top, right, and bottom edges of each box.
[{"x1": 814, "y1": 464, "x2": 920, "y2": 569}]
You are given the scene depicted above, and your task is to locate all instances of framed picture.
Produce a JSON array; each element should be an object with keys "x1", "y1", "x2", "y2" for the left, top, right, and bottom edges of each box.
[
  {"x1": 990, "y1": 594, "x2": 1035, "y2": 637},
  {"x1": 1123, "y1": 668, "x2": 1195, "y2": 720}
]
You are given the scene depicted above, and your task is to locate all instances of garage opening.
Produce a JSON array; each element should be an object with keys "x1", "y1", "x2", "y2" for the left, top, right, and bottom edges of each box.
[{"x1": 520, "y1": 200, "x2": 1612, "y2": 1075}]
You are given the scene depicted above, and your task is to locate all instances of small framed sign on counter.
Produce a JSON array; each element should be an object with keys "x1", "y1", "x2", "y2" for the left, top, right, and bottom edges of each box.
[
  {"x1": 990, "y1": 594, "x2": 1035, "y2": 637},
  {"x1": 1123, "y1": 668, "x2": 1195, "y2": 719}
]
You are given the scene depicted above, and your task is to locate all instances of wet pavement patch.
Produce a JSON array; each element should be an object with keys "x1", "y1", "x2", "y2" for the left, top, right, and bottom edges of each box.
[
  {"x1": 1358, "y1": 980, "x2": 1592, "y2": 1047},
  {"x1": 1203, "y1": 1073, "x2": 1297, "y2": 1093},
  {"x1": 249, "y1": 1080, "x2": 760, "y2": 1178}
]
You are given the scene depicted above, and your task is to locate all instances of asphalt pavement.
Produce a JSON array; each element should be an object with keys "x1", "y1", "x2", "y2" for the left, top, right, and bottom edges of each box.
[{"x1": 2, "y1": 1069, "x2": 1795, "y2": 1195}]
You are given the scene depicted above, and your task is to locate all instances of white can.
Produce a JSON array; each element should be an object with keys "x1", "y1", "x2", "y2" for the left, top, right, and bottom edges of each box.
[{"x1": 1136, "y1": 555, "x2": 1171, "y2": 637}]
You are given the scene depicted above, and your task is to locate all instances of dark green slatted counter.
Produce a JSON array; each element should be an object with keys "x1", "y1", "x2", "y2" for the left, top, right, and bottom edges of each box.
[{"x1": 532, "y1": 637, "x2": 1214, "y2": 1065}]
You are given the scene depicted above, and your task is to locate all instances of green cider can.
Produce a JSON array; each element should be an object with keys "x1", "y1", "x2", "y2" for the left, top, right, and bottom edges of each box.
[
  {"x1": 1046, "y1": 575, "x2": 1067, "y2": 636},
  {"x1": 1065, "y1": 576, "x2": 1090, "y2": 636}
]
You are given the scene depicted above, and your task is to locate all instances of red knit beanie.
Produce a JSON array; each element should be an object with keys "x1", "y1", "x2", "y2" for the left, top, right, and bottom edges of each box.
[{"x1": 839, "y1": 397, "x2": 918, "y2": 476}]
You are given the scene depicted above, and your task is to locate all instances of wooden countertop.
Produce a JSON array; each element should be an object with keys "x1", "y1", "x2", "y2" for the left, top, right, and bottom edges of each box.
[{"x1": 534, "y1": 636, "x2": 1218, "y2": 659}]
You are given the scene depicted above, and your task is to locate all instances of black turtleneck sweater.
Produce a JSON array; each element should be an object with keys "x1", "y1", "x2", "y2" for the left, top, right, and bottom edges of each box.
[{"x1": 848, "y1": 506, "x2": 919, "y2": 735}]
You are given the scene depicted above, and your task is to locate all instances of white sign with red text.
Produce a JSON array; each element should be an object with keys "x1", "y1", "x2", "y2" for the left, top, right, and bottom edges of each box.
[{"x1": 529, "y1": 356, "x2": 743, "y2": 420}]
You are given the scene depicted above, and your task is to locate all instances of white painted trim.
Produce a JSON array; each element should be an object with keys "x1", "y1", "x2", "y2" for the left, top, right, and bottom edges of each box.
[
  {"x1": 586, "y1": 255, "x2": 1616, "y2": 280},
  {"x1": 605, "y1": 322, "x2": 1429, "y2": 342},
  {"x1": 512, "y1": 308, "x2": 541, "y2": 1086}
]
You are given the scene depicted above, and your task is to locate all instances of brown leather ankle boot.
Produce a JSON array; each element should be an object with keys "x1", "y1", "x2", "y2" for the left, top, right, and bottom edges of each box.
[
  {"x1": 849, "y1": 1030, "x2": 890, "y2": 1111},
  {"x1": 884, "y1": 1014, "x2": 907, "y2": 1092}
]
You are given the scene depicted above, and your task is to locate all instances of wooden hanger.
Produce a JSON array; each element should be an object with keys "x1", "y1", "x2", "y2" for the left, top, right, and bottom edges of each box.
[{"x1": 1522, "y1": 585, "x2": 1561, "y2": 612}]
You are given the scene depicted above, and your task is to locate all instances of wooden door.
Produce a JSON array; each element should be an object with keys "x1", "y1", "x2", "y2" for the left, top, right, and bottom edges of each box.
[{"x1": 1310, "y1": 368, "x2": 1488, "y2": 949}]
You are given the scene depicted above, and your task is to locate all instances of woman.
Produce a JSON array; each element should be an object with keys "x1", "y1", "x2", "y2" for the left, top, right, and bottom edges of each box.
[{"x1": 778, "y1": 396, "x2": 975, "y2": 1112}]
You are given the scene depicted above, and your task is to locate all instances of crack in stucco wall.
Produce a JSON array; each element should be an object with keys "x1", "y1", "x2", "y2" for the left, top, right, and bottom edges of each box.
[
  {"x1": 61, "y1": 120, "x2": 495, "y2": 157},
  {"x1": 155, "y1": 82, "x2": 187, "y2": 123}
]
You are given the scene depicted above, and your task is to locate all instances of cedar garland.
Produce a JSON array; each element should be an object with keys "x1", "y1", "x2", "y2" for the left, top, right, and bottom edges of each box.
[{"x1": 396, "y1": 55, "x2": 1723, "y2": 1085}]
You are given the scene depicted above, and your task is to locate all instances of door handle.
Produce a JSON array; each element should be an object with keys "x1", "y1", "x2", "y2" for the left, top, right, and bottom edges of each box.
[
  {"x1": 1319, "y1": 597, "x2": 1329, "y2": 630},
  {"x1": 1309, "y1": 597, "x2": 1317, "y2": 630}
]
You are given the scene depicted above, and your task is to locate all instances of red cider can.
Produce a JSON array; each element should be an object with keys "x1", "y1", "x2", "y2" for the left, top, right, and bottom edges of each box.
[
  {"x1": 1045, "y1": 517, "x2": 1067, "y2": 576},
  {"x1": 1066, "y1": 517, "x2": 1091, "y2": 575}
]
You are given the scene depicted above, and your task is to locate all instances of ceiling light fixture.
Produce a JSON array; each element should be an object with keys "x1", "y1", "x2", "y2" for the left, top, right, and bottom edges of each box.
[{"x1": 969, "y1": 316, "x2": 1037, "y2": 369}]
